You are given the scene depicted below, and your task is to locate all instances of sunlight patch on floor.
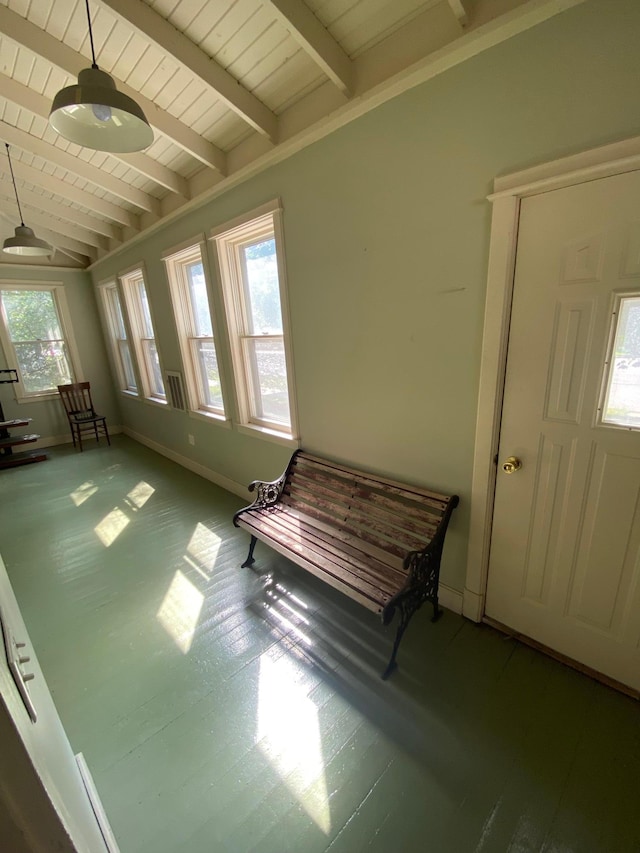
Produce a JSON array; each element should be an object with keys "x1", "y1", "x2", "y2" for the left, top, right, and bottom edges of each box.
[
  {"x1": 257, "y1": 652, "x2": 331, "y2": 835},
  {"x1": 94, "y1": 507, "x2": 129, "y2": 546},
  {"x1": 69, "y1": 481, "x2": 98, "y2": 507},
  {"x1": 186, "y1": 522, "x2": 221, "y2": 575},
  {"x1": 126, "y1": 480, "x2": 155, "y2": 509},
  {"x1": 156, "y1": 569, "x2": 204, "y2": 654}
]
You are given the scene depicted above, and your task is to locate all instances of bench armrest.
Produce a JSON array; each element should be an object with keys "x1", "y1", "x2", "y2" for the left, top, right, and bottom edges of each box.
[{"x1": 233, "y1": 453, "x2": 299, "y2": 527}]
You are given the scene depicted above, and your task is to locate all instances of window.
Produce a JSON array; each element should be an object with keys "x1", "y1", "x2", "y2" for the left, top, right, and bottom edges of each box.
[
  {"x1": 164, "y1": 242, "x2": 225, "y2": 418},
  {"x1": 119, "y1": 267, "x2": 165, "y2": 402},
  {"x1": 211, "y1": 202, "x2": 296, "y2": 437},
  {"x1": 98, "y1": 281, "x2": 137, "y2": 393},
  {"x1": 600, "y1": 292, "x2": 640, "y2": 429},
  {"x1": 0, "y1": 283, "x2": 77, "y2": 398}
]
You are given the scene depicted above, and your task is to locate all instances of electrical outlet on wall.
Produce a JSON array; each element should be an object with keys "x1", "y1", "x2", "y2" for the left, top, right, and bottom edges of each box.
[{"x1": 188, "y1": 434, "x2": 195, "y2": 446}]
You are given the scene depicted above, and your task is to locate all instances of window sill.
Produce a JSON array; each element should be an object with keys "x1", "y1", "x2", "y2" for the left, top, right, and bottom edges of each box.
[
  {"x1": 235, "y1": 422, "x2": 300, "y2": 449},
  {"x1": 123, "y1": 392, "x2": 167, "y2": 409},
  {"x1": 15, "y1": 392, "x2": 59, "y2": 404},
  {"x1": 189, "y1": 410, "x2": 231, "y2": 429},
  {"x1": 144, "y1": 396, "x2": 168, "y2": 409}
]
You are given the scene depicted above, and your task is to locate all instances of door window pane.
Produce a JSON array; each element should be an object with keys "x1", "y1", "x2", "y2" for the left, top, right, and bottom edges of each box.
[{"x1": 602, "y1": 295, "x2": 640, "y2": 428}]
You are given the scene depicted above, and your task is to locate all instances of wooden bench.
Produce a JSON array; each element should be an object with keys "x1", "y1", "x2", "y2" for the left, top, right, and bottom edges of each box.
[{"x1": 233, "y1": 451, "x2": 459, "y2": 678}]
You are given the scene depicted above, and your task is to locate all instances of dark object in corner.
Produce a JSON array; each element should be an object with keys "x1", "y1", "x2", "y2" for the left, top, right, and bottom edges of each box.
[{"x1": 0, "y1": 368, "x2": 47, "y2": 469}]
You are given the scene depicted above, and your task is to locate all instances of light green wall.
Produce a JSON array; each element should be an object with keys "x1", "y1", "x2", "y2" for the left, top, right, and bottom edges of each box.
[
  {"x1": 0, "y1": 266, "x2": 120, "y2": 438},
  {"x1": 91, "y1": 0, "x2": 640, "y2": 591}
]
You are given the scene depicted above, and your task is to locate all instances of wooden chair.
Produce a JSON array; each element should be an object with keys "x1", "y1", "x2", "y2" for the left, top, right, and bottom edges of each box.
[{"x1": 57, "y1": 382, "x2": 110, "y2": 452}]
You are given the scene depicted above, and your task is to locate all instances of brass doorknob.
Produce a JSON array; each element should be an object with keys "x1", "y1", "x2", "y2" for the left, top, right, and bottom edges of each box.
[{"x1": 502, "y1": 456, "x2": 522, "y2": 474}]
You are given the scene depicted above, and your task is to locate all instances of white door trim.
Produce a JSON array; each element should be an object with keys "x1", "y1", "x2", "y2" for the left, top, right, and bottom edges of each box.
[{"x1": 464, "y1": 134, "x2": 640, "y2": 622}]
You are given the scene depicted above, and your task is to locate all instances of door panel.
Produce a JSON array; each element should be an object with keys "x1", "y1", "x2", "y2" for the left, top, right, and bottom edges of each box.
[{"x1": 486, "y1": 170, "x2": 640, "y2": 691}]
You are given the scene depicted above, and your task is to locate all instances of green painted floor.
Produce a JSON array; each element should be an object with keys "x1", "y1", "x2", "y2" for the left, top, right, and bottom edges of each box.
[{"x1": 1, "y1": 436, "x2": 639, "y2": 853}]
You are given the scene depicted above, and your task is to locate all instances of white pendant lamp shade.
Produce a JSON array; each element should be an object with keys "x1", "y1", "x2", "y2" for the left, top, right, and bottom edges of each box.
[
  {"x1": 2, "y1": 144, "x2": 52, "y2": 257},
  {"x1": 3, "y1": 225, "x2": 52, "y2": 257},
  {"x1": 49, "y1": 66, "x2": 153, "y2": 153}
]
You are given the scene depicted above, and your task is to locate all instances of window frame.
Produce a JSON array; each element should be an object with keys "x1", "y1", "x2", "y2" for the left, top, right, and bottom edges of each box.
[
  {"x1": 163, "y1": 237, "x2": 228, "y2": 422},
  {"x1": 0, "y1": 281, "x2": 82, "y2": 401},
  {"x1": 96, "y1": 278, "x2": 138, "y2": 395},
  {"x1": 210, "y1": 201, "x2": 298, "y2": 442},
  {"x1": 118, "y1": 265, "x2": 166, "y2": 405}
]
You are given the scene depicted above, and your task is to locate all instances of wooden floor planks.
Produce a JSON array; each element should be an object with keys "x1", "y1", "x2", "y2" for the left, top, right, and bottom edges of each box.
[{"x1": 0, "y1": 435, "x2": 639, "y2": 853}]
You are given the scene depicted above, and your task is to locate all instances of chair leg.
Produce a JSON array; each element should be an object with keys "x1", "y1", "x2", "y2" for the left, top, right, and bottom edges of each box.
[
  {"x1": 104, "y1": 419, "x2": 111, "y2": 446},
  {"x1": 94, "y1": 421, "x2": 100, "y2": 443},
  {"x1": 77, "y1": 426, "x2": 83, "y2": 452}
]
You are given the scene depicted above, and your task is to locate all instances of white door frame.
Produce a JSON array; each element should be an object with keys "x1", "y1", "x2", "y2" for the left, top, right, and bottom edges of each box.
[{"x1": 463, "y1": 134, "x2": 640, "y2": 622}]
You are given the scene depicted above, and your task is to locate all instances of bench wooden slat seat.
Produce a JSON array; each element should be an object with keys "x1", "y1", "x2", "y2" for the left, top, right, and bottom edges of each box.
[{"x1": 234, "y1": 450, "x2": 459, "y2": 678}]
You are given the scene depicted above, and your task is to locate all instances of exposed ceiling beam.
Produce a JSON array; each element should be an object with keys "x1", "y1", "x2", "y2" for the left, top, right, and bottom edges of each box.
[
  {"x1": 0, "y1": 209, "x2": 96, "y2": 261},
  {"x1": 0, "y1": 175, "x2": 122, "y2": 243},
  {"x1": 1, "y1": 122, "x2": 157, "y2": 213},
  {"x1": 446, "y1": 0, "x2": 469, "y2": 25},
  {"x1": 0, "y1": 4, "x2": 227, "y2": 174},
  {"x1": 98, "y1": 0, "x2": 278, "y2": 141},
  {"x1": 0, "y1": 74, "x2": 188, "y2": 198},
  {"x1": 5, "y1": 157, "x2": 138, "y2": 231},
  {"x1": 264, "y1": 0, "x2": 353, "y2": 94}
]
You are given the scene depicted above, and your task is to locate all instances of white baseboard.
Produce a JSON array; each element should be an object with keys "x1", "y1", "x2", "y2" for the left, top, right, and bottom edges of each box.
[
  {"x1": 31, "y1": 426, "x2": 123, "y2": 451},
  {"x1": 123, "y1": 427, "x2": 249, "y2": 499},
  {"x1": 439, "y1": 583, "x2": 463, "y2": 615},
  {"x1": 462, "y1": 588, "x2": 485, "y2": 622}
]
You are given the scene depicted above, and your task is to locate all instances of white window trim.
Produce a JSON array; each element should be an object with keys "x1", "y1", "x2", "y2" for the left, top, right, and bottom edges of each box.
[
  {"x1": 209, "y1": 201, "x2": 299, "y2": 442},
  {"x1": 0, "y1": 280, "x2": 83, "y2": 402},
  {"x1": 163, "y1": 239, "x2": 229, "y2": 421},
  {"x1": 465, "y1": 134, "x2": 640, "y2": 624},
  {"x1": 96, "y1": 278, "x2": 137, "y2": 396},
  {"x1": 118, "y1": 264, "x2": 167, "y2": 405}
]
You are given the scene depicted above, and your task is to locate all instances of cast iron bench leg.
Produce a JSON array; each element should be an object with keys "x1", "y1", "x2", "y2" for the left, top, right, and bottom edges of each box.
[
  {"x1": 242, "y1": 535, "x2": 258, "y2": 568},
  {"x1": 382, "y1": 590, "x2": 442, "y2": 679}
]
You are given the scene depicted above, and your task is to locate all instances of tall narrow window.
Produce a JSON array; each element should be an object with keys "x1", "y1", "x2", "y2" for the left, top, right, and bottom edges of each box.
[
  {"x1": 164, "y1": 242, "x2": 225, "y2": 417},
  {"x1": 212, "y1": 203, "x2": 296, "y2": 437},
  {"x1": 98, "y1": 281, "x2": 137, "y2": 393},
  {"x1": 0, "y1": 284, "x2": 77, "y2": 397},
  {"x1": 119, "y1": 267, "x2": 165, "y2": 402}
]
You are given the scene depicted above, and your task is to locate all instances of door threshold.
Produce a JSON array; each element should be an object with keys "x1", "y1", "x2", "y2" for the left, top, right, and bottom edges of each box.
[{"x1": 483, "y1": 616, "x2": 639, "y2": 701}]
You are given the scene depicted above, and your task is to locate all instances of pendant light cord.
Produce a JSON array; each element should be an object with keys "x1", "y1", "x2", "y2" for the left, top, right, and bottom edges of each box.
[
  {"x1": 5, "y1": 143, "x2": 24, "y2": 226},
  {"x1": 85, "y1": 0, "x2": 99, "y2": 69}
]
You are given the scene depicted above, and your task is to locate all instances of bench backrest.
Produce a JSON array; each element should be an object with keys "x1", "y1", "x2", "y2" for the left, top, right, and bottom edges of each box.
[{"x1": 280, "y1": 452, "x2": 458, "y2": 566}]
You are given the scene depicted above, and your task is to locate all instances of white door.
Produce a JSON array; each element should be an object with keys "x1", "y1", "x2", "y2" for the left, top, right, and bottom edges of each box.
[
  {"x1": 0, "y1": 553, "x2": 118, "y2": 852},
  {"x1": 485, "y1": 170, "x2": 640, "y2": 692}
]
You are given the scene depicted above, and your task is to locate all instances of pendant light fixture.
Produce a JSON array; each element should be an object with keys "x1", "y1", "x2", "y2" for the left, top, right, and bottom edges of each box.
[
  {"x1": 49, "y1": 0, "x2": 153, "y2": 153},
  {"x1": 2, "y1": 144, "x2": 52, "y2": 257}
]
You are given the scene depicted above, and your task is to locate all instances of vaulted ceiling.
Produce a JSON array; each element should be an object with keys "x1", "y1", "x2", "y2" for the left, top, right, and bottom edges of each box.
[{"x1": 0, "y1": 0, "x2": 583, "y2": 269}]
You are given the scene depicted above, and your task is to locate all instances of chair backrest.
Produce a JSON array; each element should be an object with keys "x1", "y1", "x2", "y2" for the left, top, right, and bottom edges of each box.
[{"x1": 57, "y1": 382, "x2": 94, "y2": 417}]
